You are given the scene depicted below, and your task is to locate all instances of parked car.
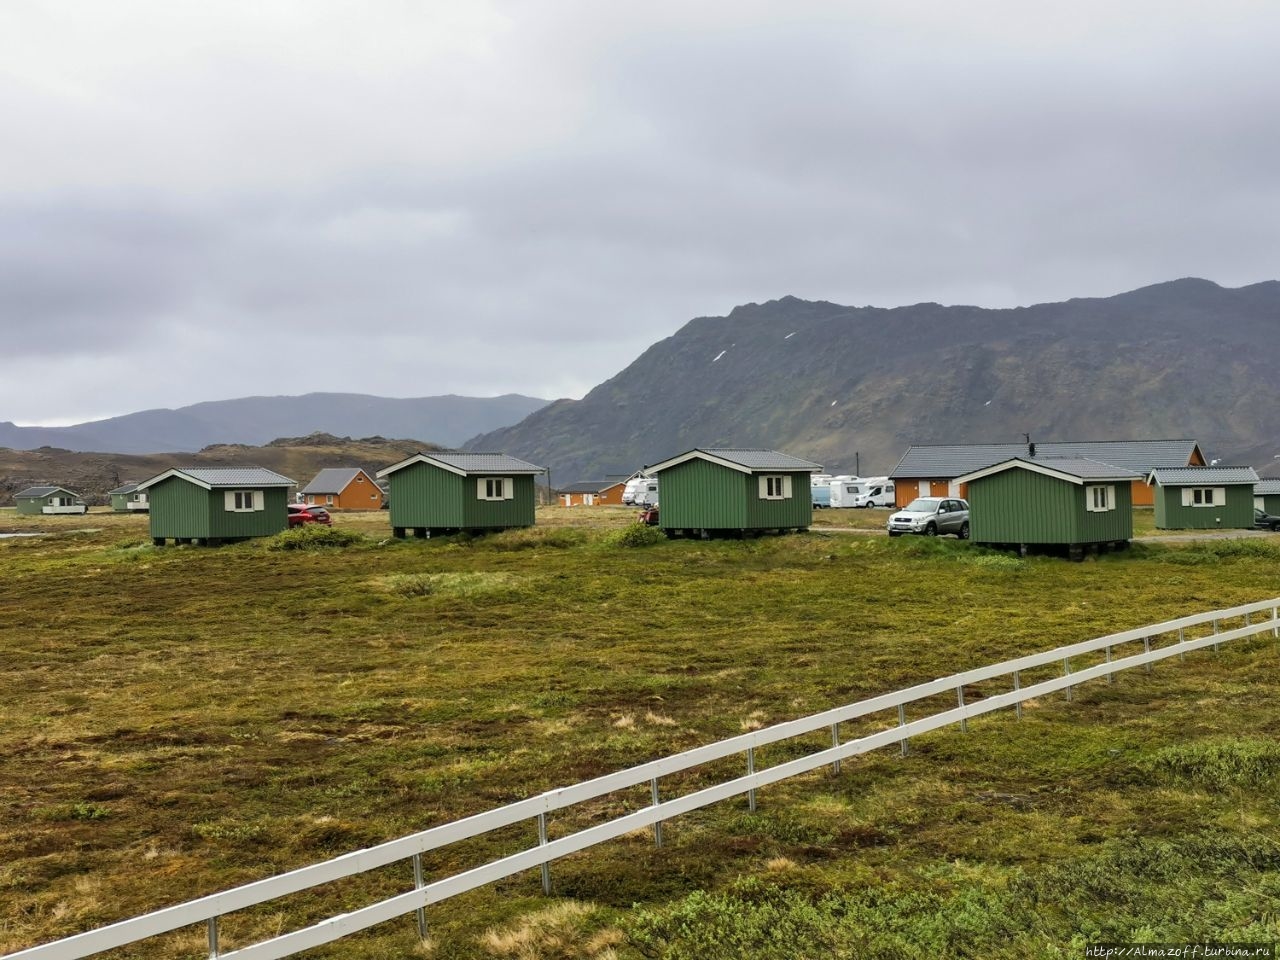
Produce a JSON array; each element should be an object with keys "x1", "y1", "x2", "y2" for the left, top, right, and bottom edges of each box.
[
  {"x1": 1255, "y1": 508, "x2": 1280, "y2": 531},
  {"x1": 288, "y1": 504, "x2": 332, "y2": 527},
  {"x1": 886, "y1": 497, "x2": 970, "y2": 538}
]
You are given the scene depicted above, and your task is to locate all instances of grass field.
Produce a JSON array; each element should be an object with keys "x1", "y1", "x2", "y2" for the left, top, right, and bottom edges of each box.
[{"x1": 3, "y1": 506, "x2": 1280, "y2": 959}]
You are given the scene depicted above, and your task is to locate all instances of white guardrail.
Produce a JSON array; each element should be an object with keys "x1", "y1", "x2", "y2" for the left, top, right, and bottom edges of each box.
[{"x1": 8, "y1": 597, "x2": 1280, "y2": 960}]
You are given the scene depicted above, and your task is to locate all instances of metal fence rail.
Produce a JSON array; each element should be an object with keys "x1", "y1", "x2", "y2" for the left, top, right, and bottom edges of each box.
[{"x1": 8, "y1": 597, "x2": 1279, "y2": 960}]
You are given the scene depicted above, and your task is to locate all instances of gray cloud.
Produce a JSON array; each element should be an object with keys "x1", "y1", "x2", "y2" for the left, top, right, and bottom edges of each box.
[{"x1": 2, "y1": 1, "x2": 1279, "y2": 424}]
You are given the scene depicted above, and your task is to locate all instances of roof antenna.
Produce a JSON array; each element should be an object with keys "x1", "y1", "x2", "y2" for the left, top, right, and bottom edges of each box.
[{"x1": 1023, "y1": 433, "x2": 1035, "y2": 458}]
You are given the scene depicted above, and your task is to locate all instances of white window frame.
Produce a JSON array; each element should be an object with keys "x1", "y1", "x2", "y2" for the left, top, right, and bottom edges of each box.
[
  {"x1": 1085, "y1": 484, "x2": 1115, "y2": 513},
  {"x1": 326, "y1": 495, "x2": 334, "y2": 506},
  {"x1": 224, "y1": 490, "x2": 264, "y2": 513},
  {"x1": 477, "y1": 477, "x2": 514, "y2": 501},
  {"x1": 758, "y1": 475, "x2": 792, "y2": 500},
  {"x1": 1181, "y1": 487, "x2": 1226, "y2": 508}
]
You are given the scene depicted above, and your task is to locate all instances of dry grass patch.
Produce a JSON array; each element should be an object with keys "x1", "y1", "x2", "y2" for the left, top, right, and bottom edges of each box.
[{"x1": 480, "y1": 901, "x2": 613, "y2": 959}]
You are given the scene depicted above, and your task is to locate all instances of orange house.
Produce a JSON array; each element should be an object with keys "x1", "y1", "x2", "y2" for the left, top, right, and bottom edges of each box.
[
  {"x1": 558, "y1": 480, "x2": 626, "y2": 507},
  {"x1": 889, "y1": 440, "x2": 1205, "y2": 508},
  {"x1": 300, "y1": 468, "x2": 385, "y2": 510}
]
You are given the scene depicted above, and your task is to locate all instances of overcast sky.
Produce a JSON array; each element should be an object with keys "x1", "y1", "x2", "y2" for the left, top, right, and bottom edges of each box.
[{"x1": 3, "y1": 1, "x2": 1279, "y2": 425}]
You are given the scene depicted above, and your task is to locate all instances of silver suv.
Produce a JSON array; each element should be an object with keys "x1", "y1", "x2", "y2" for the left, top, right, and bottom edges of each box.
[{"x1": 886, "y1": 497, "x2": 970, "y2": 539}]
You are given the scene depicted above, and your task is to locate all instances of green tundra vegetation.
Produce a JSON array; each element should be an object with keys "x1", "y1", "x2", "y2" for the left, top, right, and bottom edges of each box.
[{"x1": 2, "y1": 506, "x2": 1280, "y2": 959}]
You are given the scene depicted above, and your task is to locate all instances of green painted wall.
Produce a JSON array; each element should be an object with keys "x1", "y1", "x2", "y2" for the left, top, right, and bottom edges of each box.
[
  {"x1": 1155, "y1": 485, "x2": 1255, "y2": 529},
  {"x1": 1257, "y1": 493, "x2": 1280, "y2": 515},
  {"x1": 15, "y1": 492, "x2": 78, "y2": 516},
  {"x1": 387, "y1": 462, "x2": 535, "y2": 530},
  {"x1": 110, "y1": 493, "x2": 130, "y2": 512},
  {"x1": 148, "y1": 479, "x2": 288, "y2": 540},
  {"x1": 657, "y1": 459, "x2": 812, "y2": 532},
  {"x1": 969, "y1": 469, "x2": 1132, "y2": 544}
]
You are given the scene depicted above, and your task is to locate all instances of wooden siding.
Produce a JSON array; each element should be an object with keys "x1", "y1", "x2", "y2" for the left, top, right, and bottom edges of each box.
[
  {"x1": 1154, "y1": 485, "x2": 1255, "y2": 529},
  {"x1": 149, "y1": 479, "x2": 288, "y2": 540},
  {"x1": 560, "y1": 484, "x2": 626, "y2": 507},
  {"x1": 968, "y1": 469, "x2": 1132, "y2": 544},
  {"x1": 1129, "y1": 479, "x2": 1154, "y2": 507},
  {"x1": 658, "y1": 459, "x2": 811, "y2": 531},
  {"x1": 387, "y1": 462, "x2": 535, "y2": 530},
  {"x1": 15, "y1": 497, "x2": 44, "y2": 516},
  {"x1": 1261, "y1": 494, "x2": 1280, "y2": 514}
]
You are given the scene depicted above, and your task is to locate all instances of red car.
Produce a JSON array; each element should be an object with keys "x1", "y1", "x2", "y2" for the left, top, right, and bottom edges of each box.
[{"x1": 288, "y1": 504, "x2": 332, "y2": 527}]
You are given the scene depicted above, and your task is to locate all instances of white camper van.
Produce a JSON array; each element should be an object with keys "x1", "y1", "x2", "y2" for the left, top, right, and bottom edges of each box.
[
  {"x1": 626, "y1": 478, "x2": 660, "y2": 507},
  {"x1": 828, "y1": 478, "x2": 865, "y2": 509},
  {"x1": 852, "y1": 478, "x2": 895, "y2": 508}
]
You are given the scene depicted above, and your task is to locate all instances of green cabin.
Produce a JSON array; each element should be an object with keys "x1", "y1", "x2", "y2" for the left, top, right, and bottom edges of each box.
[
  {"x1": 647, "y1": 448, "x2": 822, "y2": 538},
  {"x1": 1255, "y1": 480, "x2": 1280, "y2": 515},
  {"x1": 954, "y1": 458, "x2": 1139, "y2": 557},
  {"x1": 376, "y1": 451, "x2": 545, "y2": 538},
  {"x1": 1148, "y1": 466, "x2": 1260, "y2": 530},
  {"x1": 138, "y1": 467, "x2": 295, "y2": 545},
  {"x1": 108, "y1": 482, "x2": 149, "y2": 513},
  {"x1": 14, "y1": 485, "x2": 86, "y2": 516}
]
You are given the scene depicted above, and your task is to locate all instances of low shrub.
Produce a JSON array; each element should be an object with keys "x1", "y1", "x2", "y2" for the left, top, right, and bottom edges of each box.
[
  {"x1": 266, "y1": 525, "x2": 365, "y2": 551},
  {"x1": 1141, "y1": 737, "x2": 1280, "y2": 789},
  {"x1": 605, "y1": 523, "x2": 666, "y2": 548}
]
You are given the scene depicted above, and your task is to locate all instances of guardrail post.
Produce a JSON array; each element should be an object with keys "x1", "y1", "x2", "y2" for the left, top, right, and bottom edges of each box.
[
  {"x1": 1143, "y1": 636, "x2": 1151, "y2": 674},
  {"x1": 898, "y1": 703, "x2": 908, "y2": 756},
  {"x1": 1179, "y1": 627, "x2": 1186, "y2": 662},
  {"x1": 650, "y1": 778, "x2": 663, "y2": 848},
  {"x1": 1105, "y1": 645, "x2": 1113, "y2": 684},
  {"x1": 957, "y1": 686, "x2": 967, "y2": 732},
  {"x1": 1246, "y1": 611, "x2": 1252, "y2": 627},
  {"x1": 538, "y1": 813, "x2": 551, "y2": 895},
  {"x1": 208, "y1": 917, "x2": 219, "y2": 960},
  {"x1": 1013, "y1": 670, "x2": 1022, "y2": 720},
  {"x1": 1063, "y1": 658, "x2": 1072, "y2": 701},
  {"x1": 412, "y1": 854, "x2": 428, "y2": 940},
  {"x1": 831, "y1": 723, "x2": 841, "y2": 775},
  {"x1": 1273, "y1": 605, "x2": 1278, "y2": 638},
  {"x1": 746, "y1": 747, "x2": 757, "y2": 812},
  {"x1": 1214, "y1": 618, "x2": 1221, "y2": 653}
]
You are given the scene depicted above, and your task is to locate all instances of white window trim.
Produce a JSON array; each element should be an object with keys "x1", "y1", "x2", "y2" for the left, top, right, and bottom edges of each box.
[
  {"x1": 1085, "y1": 484, "x2": 1115, "y2": 513},
  {"x1": 477, "y1": 477, "x2": 514, "y2": 501},
  {"x1": 1181, "y1": 486, "x2": 1226, "y2": 508},
  {"x1": 224, "y1": 489, "x2": 265, "y2": 513},
  {"x1": 757, "y1": 474, "x2": 792, "y2": 500}
]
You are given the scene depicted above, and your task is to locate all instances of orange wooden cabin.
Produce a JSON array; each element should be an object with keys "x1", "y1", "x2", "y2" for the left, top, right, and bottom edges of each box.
[
  {"x1": 300, "y1": 468, "x2": 385, "y2": 510},
  {"x1": 558, "y1": 480, "x2": 626, "y2": 507}
]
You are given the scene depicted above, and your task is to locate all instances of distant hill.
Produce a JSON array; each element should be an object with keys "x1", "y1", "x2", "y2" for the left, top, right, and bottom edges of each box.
[
  {"x1": 0, "y1": 393, "x2": 550, "y2": 455},
  {"x1": 466, "y1": 278, "x2": 1280, "y2": 480},
  {"x1": 0, "y1": 433, "x2": 437, "y2": 506}
]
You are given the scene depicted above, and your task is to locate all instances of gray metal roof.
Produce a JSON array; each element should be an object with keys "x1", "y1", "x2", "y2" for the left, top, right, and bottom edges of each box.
[
  {"x1": 427, "y1": 452, "x2": 544, "y2": 474},
  {"x1": 379, "y1": 451, "x2": 545, "y2": 477},
  {"x1": 1255, "y1": 480, "x2": 1280, "y2": 496},
  {"x1": 954, "y1": 457, "x2": 1141, "y2": 485},
  {"x1": 300, "y1": 468, "x2": 370, "y2": 494},
  {"x1": 891, "y1": 439, "x2": 1203, "y2": 478},
  {"x1": 1149, "y1": 466, "x2": 1260, "y2": 486},
  {"x1": 649, "y1": 448, "x2": 823, "y2": 474},
  {"x1": 15, "y1": 485, "x2": 77, "y2": 498},
  {"x1": 560, "y1": 480, "x2": 624, "y2": 494},
  {"x1": 107, "y1": 482, "x2": 140, "y2": 495},
  {"x1": 139, "y1": 467, "x2": 295, "y2": 490}
]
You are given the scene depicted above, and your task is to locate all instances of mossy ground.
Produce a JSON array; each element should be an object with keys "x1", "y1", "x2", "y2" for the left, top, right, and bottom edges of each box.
[{"x1": 2, "y1": 506, "x2": 1280, "y2": 958}]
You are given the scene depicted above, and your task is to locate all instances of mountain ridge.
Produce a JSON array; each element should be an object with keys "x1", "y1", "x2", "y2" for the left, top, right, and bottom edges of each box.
[
  {"x1": 465, "y1": 278, "x2": 1280, "y2": 480},
  {"x1": 0, "y1": 392, "x2": 550, "y2": 454}
]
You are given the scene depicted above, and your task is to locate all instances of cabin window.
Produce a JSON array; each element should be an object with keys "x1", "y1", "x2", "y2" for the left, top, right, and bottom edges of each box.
[
  {"x1": 758, "y1": 475, "x2": 792, "y2": 500},
  {"x1": 326, "y1": 495, "x2": 334, "y2": 506},
  {"x1": 1085, "y1": 485, "x2": 1115, "y2": 512},
  {"x1": 224, "y1": 490, "x2": 264, "y2": 512},
  {"x1": 1181, "y1": 487, "x2": 1226, "y2": 507},
  {"x1": 478, "y1": 477, "x2": 514, "y2": 501}
]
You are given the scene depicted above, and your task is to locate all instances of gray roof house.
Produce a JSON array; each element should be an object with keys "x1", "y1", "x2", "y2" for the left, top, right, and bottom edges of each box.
[
  {"x1": 1255, "y1": 479, "x2": 1280, "y2": 514},
  {"x1": 138, "y1": 466, "x2": 296, "y2": 545},
  {"x1": 890, "y1": 439, "x2": 1205, "y2": 508},
  {"x1": 15, "y1": 485, "x2": 86, "y2": 516},
  {"x1": 376, "y1": 451, "x2": 545, "y2": 537},
  {"x1": 1148, "y1": 466, "x2": 1260, "y2": 530},
  {"x1": 108, "y1": 482, "x2": 149, "y2": 512},
  {"x1": 300, "y1": 468, "x2": 384, "y2": 510}
]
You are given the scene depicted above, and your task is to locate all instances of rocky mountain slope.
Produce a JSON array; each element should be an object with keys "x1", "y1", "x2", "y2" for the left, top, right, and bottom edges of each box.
[
  {"x1": 0, "y1": 393, "x2": 549, "y2": 454},
  {"x1": 466, "y1": 278, "x2": 1280, "y2": 480}
]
